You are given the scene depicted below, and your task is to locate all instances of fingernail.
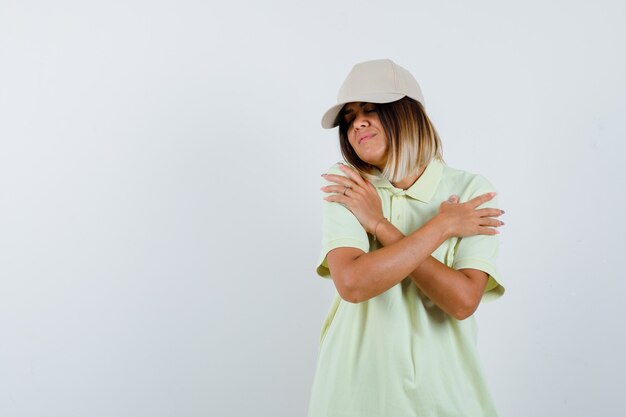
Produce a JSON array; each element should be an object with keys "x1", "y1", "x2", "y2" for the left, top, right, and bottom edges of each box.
[
  {"x1": 501, "y1": 210, "x2": 505, "y2": 214},
  {"x1": 500, "y1": 221, "x2": 505, "y2": 226},
  {"x1": 321, "y1": 174, "x2": 326, "y2": 177}
]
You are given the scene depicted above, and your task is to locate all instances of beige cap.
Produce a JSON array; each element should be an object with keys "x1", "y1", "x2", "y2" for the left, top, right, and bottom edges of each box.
[{"x1": 321, "y1": 59, "x2": 425, "y2": 129}]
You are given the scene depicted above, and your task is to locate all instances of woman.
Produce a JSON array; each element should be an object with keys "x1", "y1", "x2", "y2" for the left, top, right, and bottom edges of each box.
[{"x1": 308, "y1": 59, "x2": 505, "y2": 417}]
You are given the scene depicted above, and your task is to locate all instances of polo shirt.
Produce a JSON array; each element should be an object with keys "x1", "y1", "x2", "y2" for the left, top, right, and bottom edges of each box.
[{"x1": 308, "y1": 159, "x2": 504, "y2": 417}]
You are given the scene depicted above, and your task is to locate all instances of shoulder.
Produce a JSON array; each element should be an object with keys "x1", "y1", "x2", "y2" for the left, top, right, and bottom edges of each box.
[
  {"x1": 320, "y1": 162, "x2": 392, "y2": 192},
  {"x1": 323, "y1": 162, "x2": 348, "y2": 177},
  {"x1": 440, "y1": 164, "x2": 498, "y2": 198},
  {"x1": 321, "y1": 162, "x2": 349, "y2": 188},
  {"x1": 321, "y1": 161, "x2": 369, "y2": 186}
]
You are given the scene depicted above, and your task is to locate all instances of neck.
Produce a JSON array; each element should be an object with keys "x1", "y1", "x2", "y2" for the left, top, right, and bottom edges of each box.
[{"x1": 391, "y1": 166, "x2": 426, "y2": 190}]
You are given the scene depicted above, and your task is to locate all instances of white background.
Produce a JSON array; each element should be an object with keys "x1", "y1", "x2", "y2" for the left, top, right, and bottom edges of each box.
[{"x1": 1, "y1": 1, "x2": 625, "y2": 416}]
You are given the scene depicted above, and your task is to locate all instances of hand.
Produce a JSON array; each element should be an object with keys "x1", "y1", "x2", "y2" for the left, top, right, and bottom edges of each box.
[
  {"x1": 321, "y1": 164, "x2": 385, "y2": 234},
  {"x1": 437, "y1": 192, "x2": 505, "y2": 239}
]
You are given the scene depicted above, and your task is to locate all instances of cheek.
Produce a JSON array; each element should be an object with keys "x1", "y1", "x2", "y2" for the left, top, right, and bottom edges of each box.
[{"x1": 347, "y1": 131, "x2": 358, "y2": 149}]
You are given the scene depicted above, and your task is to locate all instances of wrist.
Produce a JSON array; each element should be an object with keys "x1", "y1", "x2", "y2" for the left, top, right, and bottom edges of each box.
[
  {"x1": 430, "y1": 213, "x2": 453, "y2": 241},
  {"x1": 369, "y1": 217, "x2": 387, "y2": 238}
]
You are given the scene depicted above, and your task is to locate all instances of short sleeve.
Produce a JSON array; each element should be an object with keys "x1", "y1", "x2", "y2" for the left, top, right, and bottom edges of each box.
[
  {"x1": 316, "y1": 163, "x2": 370, "y2": 278},
  {"x1": 452, "y1": 175, "x2": 505, "y2": 302}
]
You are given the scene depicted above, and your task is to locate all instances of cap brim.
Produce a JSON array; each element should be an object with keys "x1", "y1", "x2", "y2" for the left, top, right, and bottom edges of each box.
[{"x1": 320, "y1": 92, "x2": 407, "y2": 129}]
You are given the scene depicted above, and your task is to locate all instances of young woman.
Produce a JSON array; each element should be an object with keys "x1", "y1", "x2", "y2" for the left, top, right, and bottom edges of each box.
[{"x1": 308, "y1": 59, "x2": 505, "y2": 417}]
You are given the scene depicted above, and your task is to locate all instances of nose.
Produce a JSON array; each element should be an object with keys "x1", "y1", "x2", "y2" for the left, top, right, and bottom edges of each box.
[{"x1": 352, "y1": 111, "x2": 370, "y2": 130}]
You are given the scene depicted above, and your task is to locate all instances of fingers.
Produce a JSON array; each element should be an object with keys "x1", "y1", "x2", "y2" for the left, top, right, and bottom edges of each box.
[
  {"x1": 322, "y1": 165, "x2": 372, "y2": 196},
  {"x1": 480, "y1": 218, "x2": 505, "y2": 227},
  {"x1": 466, "y1": 192, "x2": 496, "y2": 208},
  {"x1": 321, "y1": 184, "x2": 359, "y2": 195},
  {"x1": 324, "y1": 193, "x2": 349, "y2": 205},
  {"x1": 322, "y1": 173, "x2": 355, "y2": 189},
  {"x1": 440, "y1": 195, "x2": 458, "y2": 208},
  {"x1": 337, "y1": 163, "x2": 368, "y2": 187},
  {"x1": 322, "y1": 164, "x2": 377, "y2": 203},
  {"x1": 477, "y1": 226, "x2": 500, "y2": 235},
  {"x1": 476, "y1": 208, "x2": 505, "y2": 218},
  {"x1": 447, "y1": 195, "x2": 459, "y2": 204}
]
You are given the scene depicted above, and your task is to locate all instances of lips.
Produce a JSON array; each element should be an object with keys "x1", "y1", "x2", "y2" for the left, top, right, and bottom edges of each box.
[{"x1": 358, "y1": 132, "x2": 376, "y2": 144}]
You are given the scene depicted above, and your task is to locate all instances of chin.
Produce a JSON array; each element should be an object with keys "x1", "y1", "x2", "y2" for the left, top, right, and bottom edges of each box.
[{"x1": 359, "y1": 156, "x2": 386, "y2": 169}]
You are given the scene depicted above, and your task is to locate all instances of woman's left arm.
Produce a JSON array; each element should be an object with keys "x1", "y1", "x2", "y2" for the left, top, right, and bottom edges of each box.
[
  {"x1": 372, "y1": 219, "x2": 489, "y2": 320},
  {"x1": 322, "y1": 164, "x2": 501, "y2": 320}
]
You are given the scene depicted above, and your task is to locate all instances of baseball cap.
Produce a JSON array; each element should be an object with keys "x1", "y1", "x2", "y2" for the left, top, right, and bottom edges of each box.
[{"x1": 321, "y1": 59, "x2": 425, "y2": 129}]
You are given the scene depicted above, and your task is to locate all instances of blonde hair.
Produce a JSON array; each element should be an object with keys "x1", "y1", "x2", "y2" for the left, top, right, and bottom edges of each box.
[{"x1": 338, "y1": 97, "x2": 443, "y2": 183}]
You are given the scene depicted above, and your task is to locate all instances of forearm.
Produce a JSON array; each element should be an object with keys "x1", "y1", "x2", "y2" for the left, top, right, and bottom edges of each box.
[
  {"x1": 374, "y1": 219, "x2": 485, "y2": 319},
  {"x1": 328, "y1": 216, "x2": 449, "y2": 303}
]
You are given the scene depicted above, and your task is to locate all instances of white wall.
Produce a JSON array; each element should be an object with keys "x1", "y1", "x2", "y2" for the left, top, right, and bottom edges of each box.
[{"x1": 1, "y1": 1, "x2": 624, "y2": 416}]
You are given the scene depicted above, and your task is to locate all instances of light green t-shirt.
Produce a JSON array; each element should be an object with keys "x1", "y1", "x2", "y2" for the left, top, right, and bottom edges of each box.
[{"x1": 308, "y1": 159, "x2": 504, "y2": 417}]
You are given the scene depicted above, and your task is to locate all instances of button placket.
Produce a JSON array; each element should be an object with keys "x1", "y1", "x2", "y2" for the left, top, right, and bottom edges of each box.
[{"x1": 390, "y1": 193, "x2": 404, "y2": 230}]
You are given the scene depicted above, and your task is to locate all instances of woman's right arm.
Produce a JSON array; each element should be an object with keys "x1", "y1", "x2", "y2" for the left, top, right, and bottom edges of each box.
[
  {"x1": 370, "y1": 217, "x2": 492, "y2": 319},
  {"x1": 326, "y1": 193, "x2": 496, "y2": 303}
]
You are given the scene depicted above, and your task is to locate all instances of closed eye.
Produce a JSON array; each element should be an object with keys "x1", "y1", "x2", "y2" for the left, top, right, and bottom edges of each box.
[
  {"x1": 341, "y1": 104, "x2": 375, "y2": 125},
  {"x1": 362, "y1": 104, "x2": 377, "y2": 114}
]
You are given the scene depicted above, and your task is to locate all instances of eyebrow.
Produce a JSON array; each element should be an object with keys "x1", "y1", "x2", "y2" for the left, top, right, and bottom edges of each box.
[{"x1": 343, "y1": 103, "x2": 369, "y2": 115}]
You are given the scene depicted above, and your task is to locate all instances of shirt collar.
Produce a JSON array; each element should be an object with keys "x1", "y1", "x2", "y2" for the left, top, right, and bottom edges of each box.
[{"x1": 371, "y1": 159, "x2": 444, "y2": 203}]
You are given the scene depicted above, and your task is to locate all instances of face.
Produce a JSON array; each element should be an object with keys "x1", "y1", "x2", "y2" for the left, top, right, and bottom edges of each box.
[{"x1": 341, "y1": 102, "x2": 388, "y2": 170}]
